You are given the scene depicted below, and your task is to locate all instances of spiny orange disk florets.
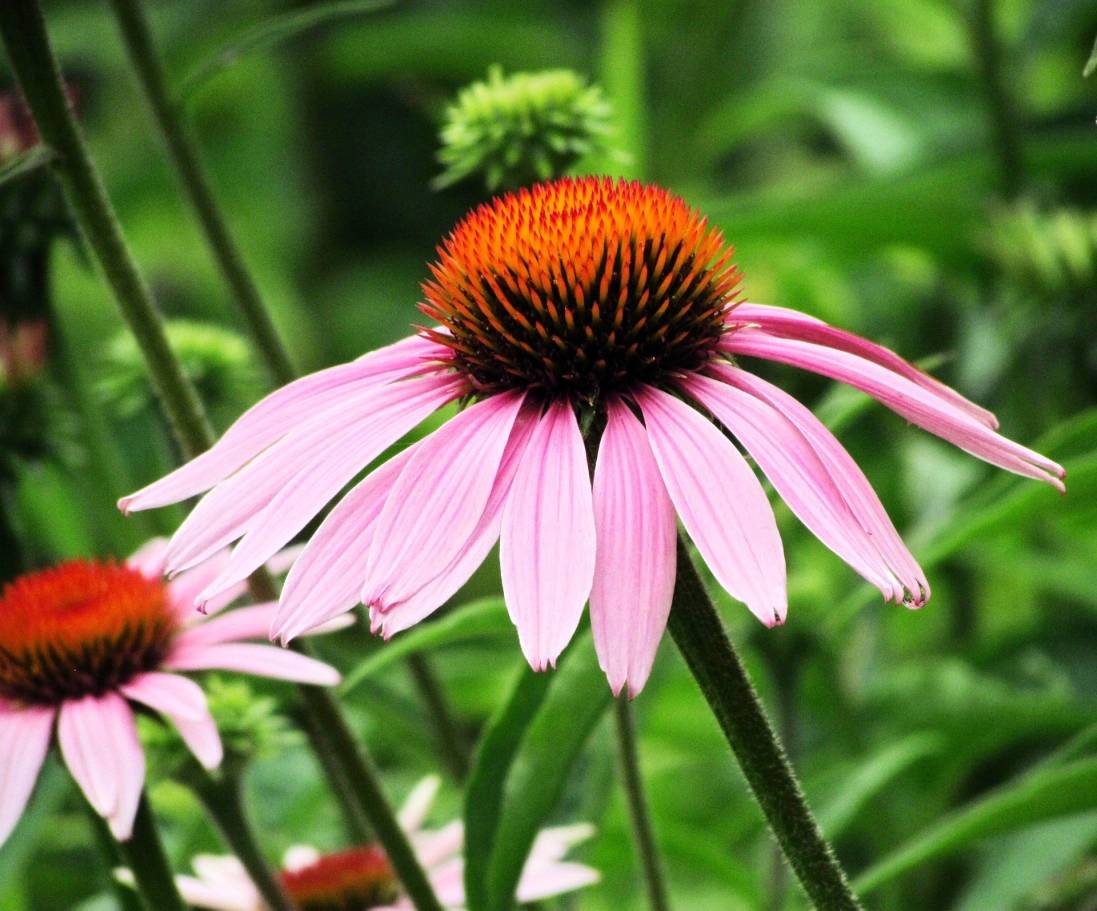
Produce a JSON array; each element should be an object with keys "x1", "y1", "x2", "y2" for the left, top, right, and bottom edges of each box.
[
  {"x1": 421, "y1": 176, "x2": 741, "y2": 402},
  {"x1": 280, "y1": 846, "x2": 399, "y2": 911},
  {"x1": 0, "y1": 560, "x2": 175, "y2": 707}
]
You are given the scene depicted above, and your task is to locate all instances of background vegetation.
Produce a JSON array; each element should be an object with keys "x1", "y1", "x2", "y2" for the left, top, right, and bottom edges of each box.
[{"x1": 2, "y1": 0, "x2": 1096, "y2": 909}]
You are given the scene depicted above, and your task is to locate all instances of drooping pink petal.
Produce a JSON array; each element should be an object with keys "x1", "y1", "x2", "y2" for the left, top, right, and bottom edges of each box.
[
  {"x1": 126, "y1": 537, "x2": 170, "y2": 579},
  {"x1": 121, "y1": 673, "x2": 222, "y2": 770},
  {"x1": 363, "y1": 391, "x2": 525, "y2": 608},
  {"x1": 500, "y1": 401, "x2": 596, "y2": 671},
  {"x1": 516, "y1": 862, "x2": 601, "y2": 903},
  {"x1": 683, "y1": 372, "x2": 908, "y2": 603},
  {"x1": 398, "y1": 775, "x2": 441, "y2": 832},
  {"x1": 729, "y1": 303, "x2": 999, "y2": 428},
  {"x1": 370, "y1": 405, "x2": 539, "y2": 639},
  {"x1": 590, "y1": 400, "x2": 676, "y2": 697},
  {"x1": 166, "y1": 643, "x2": 340, "y2": 687},
  {"x1": 175, "y1": 603, "x2": 280, "y2": 649},
  {"x1": 712, "y1": 363, "x2": 929, "y2": 604},
  {"x1": 636, "y1": 386, "x2": 787, "y2": 626},
  {"x1": 57, "y1": 693, "x2": 145, "y2": 840},
  {"x1": 272, "y1": 446, "x2": 417, "y2": 644},
  {"x1": 165, "y1": 371, "x2": 460, "y2": 589},
  {"x1": 180, "y1": 856, "x2": 259, "y2": 911},
  {"x1": 0, "y1": 703, "x2": 54, "y2": 847},
  {"x1": 119, "y1": 335, "x2": 444, "y2": 513},
  {"x1": 723, "y1": 328, "x2": 1065, "y2": 490}
]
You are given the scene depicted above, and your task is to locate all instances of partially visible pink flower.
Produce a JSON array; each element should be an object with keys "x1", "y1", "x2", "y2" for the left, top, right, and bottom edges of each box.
[
  {"x1": 120, "y1": 177, "x2": 1065, "y2": 699},
  {"x1": 152, "y1": 776, "x2": 599, "y2": 911},
  {"x1": 0, "y1": 540, "x2": 340, "y2": 846},
  {"x1": 0, "y1": 320, "x2": 48, "y2": 385}
]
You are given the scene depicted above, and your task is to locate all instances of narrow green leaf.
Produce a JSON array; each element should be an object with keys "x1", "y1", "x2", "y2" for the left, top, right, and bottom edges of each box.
[
  {"x1": 853, "y1": 756, "x2": 1097, "y2": 894},
  {"x1": 464, "y1": 662, "x2": 554, "y2": 911},
  {"x1": 817, "y1": 733, "x2": 942, "y2": 839},
  {"x1": 340, "y1": 597, "x2": 508, "y2": 696},
  {"x1": 0, "y1": 145, "x2": 55, "y2": 186},
  {"x1": 177, "y1": 0, "x2": 395, "y2": 104},
  {"x1": 1085, "y1": 33, "x2": 1097, "y2": 78},
  {"x1": 486, "y1": 633, "x2": 613, "y2": 911}
]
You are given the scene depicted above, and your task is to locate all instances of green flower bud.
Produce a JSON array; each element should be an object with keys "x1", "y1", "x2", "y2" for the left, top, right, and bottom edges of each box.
[
  {"x1": 98, "y1": 320, "x2": 262, "y2": 423},
  {"x1": 435, "y1": 66, "x2": 613, "y2": 191}
]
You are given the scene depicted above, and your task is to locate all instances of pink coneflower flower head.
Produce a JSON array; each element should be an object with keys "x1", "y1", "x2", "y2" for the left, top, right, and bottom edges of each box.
[
  {"x1": 0, "y1": 539, "x2": 339, "y2": 846},
  {"x1": 120, "y1": 177, "x2": 1065, "y2": 698},
  {"x1": 158, "y1": 776, "x2": 598, "y2": 911}
]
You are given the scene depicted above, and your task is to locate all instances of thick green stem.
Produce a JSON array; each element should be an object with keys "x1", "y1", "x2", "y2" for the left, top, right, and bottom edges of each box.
[
  {"x1": 614, "y1": 698, "x2": 671, "y2": 911},
  {"x1": 297, "y1": 681, "x2": 446, "y2": 911},
  {"x1": 84, "y1": 807, "x2": 146, "y2": 911},
  {"x1": 0, "y1": 9, "x2": 443, "y2": 909},
  {"x1": 968, "y1": 0, "x2": 1024, "y2": 199},
  {"x1": 187, "y1": 764, "x2": 296, "y2": 911},
  {"x1": 407, "y1": 653, "x2": 469, "y2": 781},
  {"x1": 114, "y1": 793, "x2": 187, "y2": 911},
  {"x1": 106, "y1": 0, "x2": 297, "y2": 386},
  {"x1": 667, "y1": 537, "x2": 862, "y2": 911}
]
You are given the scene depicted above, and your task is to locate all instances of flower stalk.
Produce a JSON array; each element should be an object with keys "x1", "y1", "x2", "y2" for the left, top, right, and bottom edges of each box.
[
  {"x1": 106, "y1": 0, "x2": 297, "y2": 386},
  {"x1": 185, "y1": 762, "x2": 296, "y2": 911},
  {"x1": 667, "y1": 536, "x2": 863, "y2": 911},
  {"x1": 0, "y1": 7, "x2": 443, "y2": 909},
  {"x1": 614, "y1": 697, "x2": 671, "y2": 911},
  {"x1": 114, "y1": 792, "x2": 188, "y2": 911}
]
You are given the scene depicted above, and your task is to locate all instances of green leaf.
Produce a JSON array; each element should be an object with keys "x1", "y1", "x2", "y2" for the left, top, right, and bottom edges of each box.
[
  {"x1": 853, "y1": 756, "x2": 1097, "y2": 894},
  {"x1": 340, "y1": 597, "x2": 509, "y2": 696},
  {"x1": 177, "y1": 0, "x2": 395, "y2": 104},
  {"x1": 817, "y1": 733, "x2": 943, "y2": 839},
  {"x1": 1085, "y1": 33, "x2": 1097, "y2": 78},
  {"x1": 464, "y1": 663, "x2": 554, "y2": 911},
  {"x1": 0, "y1": 145, "x2": 55, "y2": 187},
  {"x1": 485, "y1": 633, "x2": 613, "y2": 911}
]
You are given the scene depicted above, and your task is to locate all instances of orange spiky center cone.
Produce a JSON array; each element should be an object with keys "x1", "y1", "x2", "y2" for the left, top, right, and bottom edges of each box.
[
  {"x1": 0, "y1": 560, "x2": 176, "y2": 707},
  {"x1": 421, "y1": 176, "x2": 741, "y2": 403},
  {"x1": 280, "y1": 846, "x2": 399, "y2": 911}
]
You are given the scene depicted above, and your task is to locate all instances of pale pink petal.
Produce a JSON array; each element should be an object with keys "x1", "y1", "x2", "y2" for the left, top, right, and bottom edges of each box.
[
  {"x1": 499, "y1": 401, "x2": 596, "y2": 671},
  {"x1": 730, "y1": 303, "x2": 999, "y2": 428},
  {"x1": 529, "y1": 823, "x2": 597, "y2": 862},
  {"x1": 166, "y1": 643, "x2": 340, "y2": 686},
  {"x1": 411, "y1": 819, "x2": 464, "y2": 869},
  {"x1": 364, "y1": 392, "x2": 525, "y2": 608},
  {"x1": 371, "y1": 406, "x2": 539, "y2": 639},
  {"x1": 167, "y1": 373, "x2": 461, "y2": 589},
  {"x1": 121, "y1": 673, "x2": 223, "y2": 770},
  {"x1": 178, "y1": 855, "x2": 259, "y2": 911},
  {"x1": 424, "y1": 857, "x2": 465, "y2": 906},
  {"x1": 57, "y1": 693, "x2": 145, "y2": 840},
  {"x1": 683, "y1": 372, "x2": 909, "y2": 603},
  {"x1": 723, "y1": 328, "x2": 1065, "y2": 490},
  {"x1": 0, "y1": 703, "x2": 54, "y2": 847},
  {"x1": 281, "y1": 845, "x2": 322, "y2": 873},
  {"x1": 119, "y1": 335, "x2": 444, "y2": 513},
  {"x1": 176, "y1": 603, "x2": 280, "y2": 648},
  {"x1": 272, "y1": 447, "x2": 416, "y2": 643},
  {"x1": 712, "y1": 364, "x2": 930, "y2": 604},
  {"x1": 126, "y1": 537, "x2": 170, "y2": 579},
  {"x1": 636, "y1": 386, "x2": 787, "y2": 626},
  {"x1": 398, "y1": 775, "x2": 441, "y2": 833},
  {"x1": 166, "y1": 552, "x2": 232, "y2": 619},
  {"x1": 516, "y1": 861, "x2": 601, "y2": 902},
  {"x1": 590, "y1": 400, "x2": 676, "y2": 697}
]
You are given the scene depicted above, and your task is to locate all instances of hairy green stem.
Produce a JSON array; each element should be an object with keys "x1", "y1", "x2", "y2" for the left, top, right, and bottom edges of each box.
[
  {"x1": 407, "y1": 653, "x2": 469, "y2": 781},
  {"x1": 187, "y1": 764, "x2": 296, "y2": 911},
  {"x1": 106, "y1": 0, "x2": 297, "y2": 386},
  {"x1": 614, "y1": 698, "x2": 671, "y2": 911},
  {"x1": 0, "y1": 8, "x2": 443, "y2": 909},
  {"x1": 667, "y1": 537, "x2": 862, "y2": 911},
  {"x1": 114, "y1": 793, "x2": 187, "y2": 911},
  {"x1": 968, "y1": 0, "x2": 1024, "y2": 199}
]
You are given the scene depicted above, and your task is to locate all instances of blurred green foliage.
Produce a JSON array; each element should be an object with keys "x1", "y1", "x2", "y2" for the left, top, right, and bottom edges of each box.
[{"x1": 2, "y1": 0, "x2": 1096, "y2": 910}]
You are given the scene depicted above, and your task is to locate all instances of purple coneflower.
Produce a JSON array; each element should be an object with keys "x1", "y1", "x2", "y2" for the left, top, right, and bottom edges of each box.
[
  {"x1": 150, "y1": 776, "x2": 598, "y2": 911},
  {"x1": 120, "y1": 177, "x2": 1064, "y2": 697},
  {"x1": 0, "y1": 539, "x2": 339, "y2": 845}
]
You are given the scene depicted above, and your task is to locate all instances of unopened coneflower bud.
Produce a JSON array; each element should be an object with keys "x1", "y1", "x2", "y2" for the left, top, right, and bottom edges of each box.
[{"x1": 435, "y1": 65, "x2": 613, "y2": 191}]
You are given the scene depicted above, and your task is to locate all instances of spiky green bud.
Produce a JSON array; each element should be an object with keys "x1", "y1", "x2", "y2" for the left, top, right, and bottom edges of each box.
[{"x1": 435, "y1": 66, "x2": 613, "y2": 191}]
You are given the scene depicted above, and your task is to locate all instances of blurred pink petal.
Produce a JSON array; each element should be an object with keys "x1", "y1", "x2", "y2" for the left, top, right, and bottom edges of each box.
[
  {"x1": 122, "y1": 673, "x2": 222, "y2": 770},
  {"x1": 0, "y1": 702, "x2": 53, "y2": 847},
  {"x1": 167, "y1": 643, "x2": 340, "y2": 686},
  {"x1": 590, "y1": 399, "x2": 676, "y2": 697}
]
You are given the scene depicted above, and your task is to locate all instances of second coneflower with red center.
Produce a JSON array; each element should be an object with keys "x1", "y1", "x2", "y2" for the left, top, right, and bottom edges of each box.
[
  {"x1": 121, "y1": 176, "x2": 1065, "y2": 697},
  {"x1": 0, "y1": 540, "x2": 339, "y2": 846}
]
